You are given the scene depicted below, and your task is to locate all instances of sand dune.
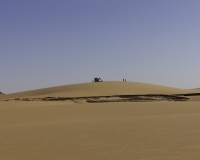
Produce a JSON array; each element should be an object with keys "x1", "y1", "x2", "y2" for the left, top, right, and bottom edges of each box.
[
  {"x1": 1, "y1": 101, "x2": 200, "y2": 160},
  {"x1": 1, "y1": 82, "x2": 200, "y2": 159},
  {"x1": 0, "y1": 81, "x2": 198, "y2": 100}
]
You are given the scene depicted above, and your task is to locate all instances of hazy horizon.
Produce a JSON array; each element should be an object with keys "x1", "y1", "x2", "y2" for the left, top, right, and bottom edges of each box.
[{"x1": 1, "y1": 0, "x2": 200, "y2": 94}]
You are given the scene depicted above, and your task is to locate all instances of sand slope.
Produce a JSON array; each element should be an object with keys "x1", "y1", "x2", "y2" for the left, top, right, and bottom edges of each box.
[
  {"x1": 1, "y1": 82, "x2": 200, "y2": 159},
  {"x1": 0, "y1": 81, "x2": 198, "y2": 100},
  {"x1": 1, "y1": 101, "x2": 200, "y2": 160}
]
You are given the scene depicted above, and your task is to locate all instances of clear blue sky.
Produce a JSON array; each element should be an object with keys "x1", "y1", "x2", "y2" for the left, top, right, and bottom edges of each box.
[{"x1": 1, "y1": 0, "x2": 200, "y2": 93}]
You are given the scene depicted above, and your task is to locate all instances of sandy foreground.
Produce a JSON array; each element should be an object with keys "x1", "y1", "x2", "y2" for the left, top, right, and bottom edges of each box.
[{"x1": 1, "y1": 82, "x2": 200, "y2": 160}]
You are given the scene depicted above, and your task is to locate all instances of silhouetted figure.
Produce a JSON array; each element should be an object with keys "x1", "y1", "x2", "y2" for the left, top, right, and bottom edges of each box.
[
  {"x1": 125, "y1": 79, "x2": 126, "y2": 82},
  {"x1": 123, "y1": 79, "x2": 124, "y2": 81}
]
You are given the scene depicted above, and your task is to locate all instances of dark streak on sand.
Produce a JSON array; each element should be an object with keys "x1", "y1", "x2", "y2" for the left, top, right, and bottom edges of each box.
[{"x1": 3, "y1": 93, "x2": 200, "y2": 103}]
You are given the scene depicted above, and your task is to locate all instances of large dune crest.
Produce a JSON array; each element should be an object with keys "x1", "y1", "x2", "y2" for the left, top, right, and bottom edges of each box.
[{"x1": 0, "y1": 81, "x2": 197, "y2": 100}]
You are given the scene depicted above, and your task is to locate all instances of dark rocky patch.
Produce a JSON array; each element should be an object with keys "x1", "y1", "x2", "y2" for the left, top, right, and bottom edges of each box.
[{"x1": 2, "y1": 93, "x2": 196, "y2": 103}]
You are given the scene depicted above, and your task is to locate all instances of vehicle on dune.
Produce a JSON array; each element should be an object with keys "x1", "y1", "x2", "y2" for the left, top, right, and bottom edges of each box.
[{"x1": 94, "y1": 77, "x2": 103, "y2": 82}]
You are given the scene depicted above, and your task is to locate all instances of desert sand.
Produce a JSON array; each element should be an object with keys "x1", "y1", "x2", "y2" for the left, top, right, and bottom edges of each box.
[{"x1": 1, "y1": 81, "x2": 200, "y2": 160}]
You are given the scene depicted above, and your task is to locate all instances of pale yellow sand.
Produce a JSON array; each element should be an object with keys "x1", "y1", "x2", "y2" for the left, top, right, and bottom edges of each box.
[
  {"x1": 1, "y1": 82, "x2": 200, "y2": 160},
  {"x1": 0, "y1": 81, "x2": 198, "y2": 100}
]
